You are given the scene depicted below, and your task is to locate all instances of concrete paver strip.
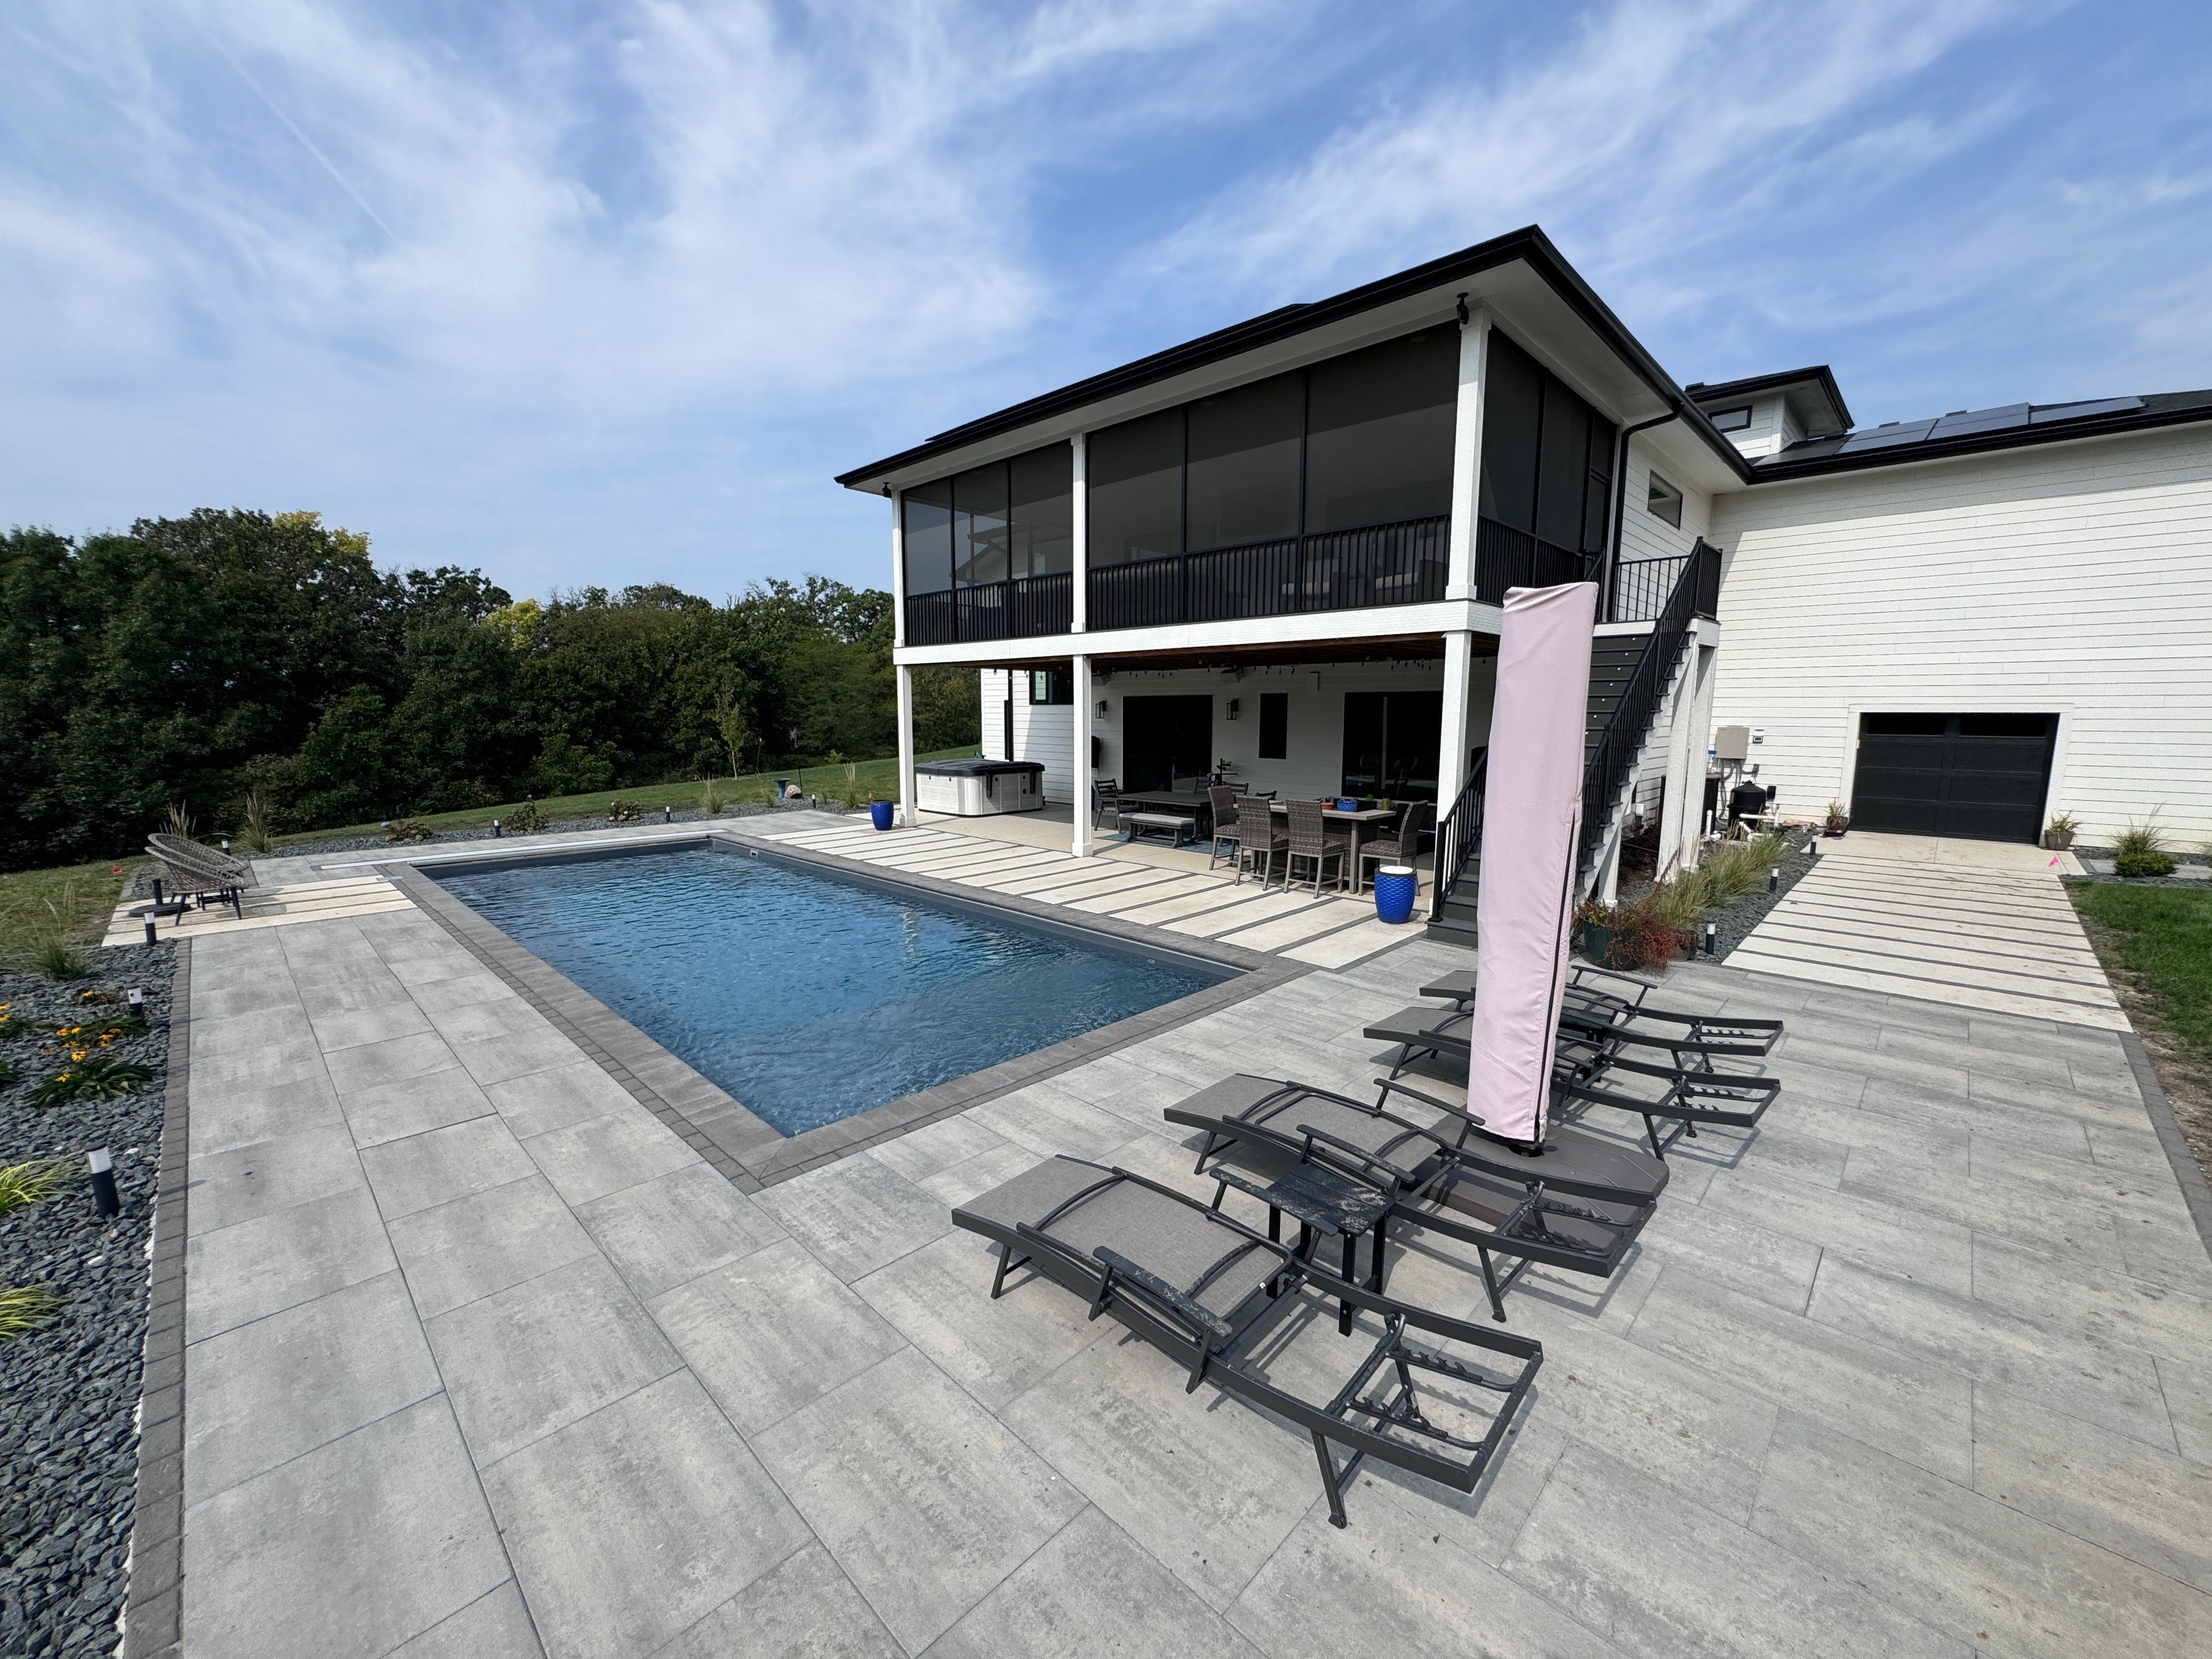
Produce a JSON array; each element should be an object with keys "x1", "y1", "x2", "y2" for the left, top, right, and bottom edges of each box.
[{"x1": 166, "y1": 884, "x2": 2212, "y2": 1655}]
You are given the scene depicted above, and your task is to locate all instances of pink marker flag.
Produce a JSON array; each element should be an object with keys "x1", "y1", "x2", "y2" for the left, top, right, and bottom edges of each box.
[{"x1": 1466, "y1": 580, "x2": 1599, "y2": 1142}]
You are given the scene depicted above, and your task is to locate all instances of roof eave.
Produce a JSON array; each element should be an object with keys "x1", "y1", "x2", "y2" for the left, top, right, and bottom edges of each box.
[{"x1": 1750, "y1": 403, "x2": 2212, "y2": 481}]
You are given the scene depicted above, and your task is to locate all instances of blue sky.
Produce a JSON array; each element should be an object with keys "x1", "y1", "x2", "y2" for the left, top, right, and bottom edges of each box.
[{"x1": 5, "y1": 1, "x2": 2209, "y2": 600}]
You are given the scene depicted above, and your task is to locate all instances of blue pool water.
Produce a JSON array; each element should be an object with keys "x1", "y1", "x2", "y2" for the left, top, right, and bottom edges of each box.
[{"x1": 431, "y1": 844, "x2": 1232, "y2": 1136}]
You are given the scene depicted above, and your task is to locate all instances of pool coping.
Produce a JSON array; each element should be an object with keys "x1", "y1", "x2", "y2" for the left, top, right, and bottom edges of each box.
[{"x1": 385, "y1": 825, "x2": 1307, "y2": 1190}]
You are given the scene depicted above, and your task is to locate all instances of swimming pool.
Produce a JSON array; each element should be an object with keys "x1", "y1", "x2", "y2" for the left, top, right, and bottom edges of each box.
[{"x1": 430, "y1": 844, "x2": 1233, "y2": 1136}]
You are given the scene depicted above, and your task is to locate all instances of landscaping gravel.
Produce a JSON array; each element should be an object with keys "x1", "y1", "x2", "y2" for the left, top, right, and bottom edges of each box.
[
  {"x1": 0, "y1": 944, "x2": 174, "y2": 1659},
  {"x1": 1615, "y1": 832, "x2": 1823, "y2": 968}
]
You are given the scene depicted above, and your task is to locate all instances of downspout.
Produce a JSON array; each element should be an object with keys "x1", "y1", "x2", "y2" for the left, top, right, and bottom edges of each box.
[{"x1": 1605, "y1": 405, "x2": 1680, "y2": 622}]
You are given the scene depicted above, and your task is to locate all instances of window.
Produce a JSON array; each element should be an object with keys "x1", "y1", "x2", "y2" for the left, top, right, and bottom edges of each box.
[
  {"x1": 1477, "y1": 330, "x2": 1619, "y2": 555},
  {"x1": 1340, "y1": 691, "x2": 1444, "y2": 802},
  {"x1": 1087, "y1": 409, "x2": 1183, "y2": 566},
  {"x1": 1186, "y1": 374, "x2": 1301, "y2": 551},
  {"x1": 904, "y1": 442, "x2": 1071, "y2": 595},
  {"x1": 1645, "y1": 471, "x2": 1684, "y2": 528},
  {"x1": 901, "y1": 480, "x2": 953, "y2": 595},
  {"x1": 1709, "y1": 404, "x2": 1753, "y2": 433},
  {"x1": 1028, "y1": 670, "x2": 1073, "y2": 705},
  {"x1": 1304, "y1": 330, "x2": 1458, "y2": 532},
  {"x1": 1084, "y1": 329, "x2": 1458, "y2": 566},
  {"x1": 1257, "y1": 692, "x2": 1288, "y2": 760}
]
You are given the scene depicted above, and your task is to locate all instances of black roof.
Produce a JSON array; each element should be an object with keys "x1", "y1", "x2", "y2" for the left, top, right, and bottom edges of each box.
[
  {"x1": 834, "y1": 224, "x2": 1750, "y2": 489},
  {"x1": 1751, "y1": 390, "x2": 2212, "y2": 478}
]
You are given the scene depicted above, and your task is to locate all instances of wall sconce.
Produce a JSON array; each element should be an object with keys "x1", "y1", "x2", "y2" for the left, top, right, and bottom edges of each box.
[
  {"x1": 1226, "y1": 698, "x2": 1240, "y2": 720},
  {"x1": 1096, "y1": 700, "x2": 1109, "y2": 719}
]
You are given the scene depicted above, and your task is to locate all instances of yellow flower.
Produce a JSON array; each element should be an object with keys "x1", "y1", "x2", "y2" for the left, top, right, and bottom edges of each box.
[{"x1": 70, "y1": 1049, "x2": 87, "y2": 1062}]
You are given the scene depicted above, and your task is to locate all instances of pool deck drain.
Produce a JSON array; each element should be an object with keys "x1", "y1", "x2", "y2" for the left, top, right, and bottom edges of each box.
[{"x1": 155, "y1": 832, "x2": 2212, "y2": 1656}]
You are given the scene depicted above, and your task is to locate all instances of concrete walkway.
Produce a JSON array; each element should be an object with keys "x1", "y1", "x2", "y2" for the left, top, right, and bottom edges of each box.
[
  {"x1": 1729, "y1": 839, "x2": 2126, "y2": 1030},
  {"x1": 764, "y1": 819, "x2": 1416, "y2": 971},
  {"x1": 163, "y1": 894, "x2": 2212, "y2": 1656}
]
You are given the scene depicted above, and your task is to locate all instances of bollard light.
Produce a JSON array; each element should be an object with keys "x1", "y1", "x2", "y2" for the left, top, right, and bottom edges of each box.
[
  {"x1": 151, "y1": 878, "x2": 164, "y2": 905},
  {"x1": 1769, "y1": 866, "x2": 1780, "y2": 893},
  {"x1": 663, "y1": 805, "x2": 671, "y2": 824},
  {"x1": 1703, "y1": 922, "x2": 1718, "y2": 955},
  {"x1": 88, "y1": 1148, "x2": 120, "y2": 1218},
  {"x1": 493, "y1": 818, "x2": 502, "y2": 839},
  {"x1": 221, "y1": 837, "x2": 230, "y2": 854},
  {"x1": 126, "y1": 986, "x2": 144, "y2": 1008},
  {"x1": 143, "y1": 919, "x2": 157, "y2": 947}
]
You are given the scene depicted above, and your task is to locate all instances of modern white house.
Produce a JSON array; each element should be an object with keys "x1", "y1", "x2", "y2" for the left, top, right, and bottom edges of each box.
[{"x1": 836, "y1": 225, "x2": 2212, "y2": 934}]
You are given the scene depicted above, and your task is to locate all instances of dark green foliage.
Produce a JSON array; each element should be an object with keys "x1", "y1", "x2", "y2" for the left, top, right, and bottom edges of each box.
[
  {"x1": 28, "y1": 1056, "x2": 154, "y2": 1105},
  {"x1": 0, "y1": 514, "x2": 976, "y2": 870},
  {"x1": 2114, "y1": 850, "x2": 2177, "y2": 878}
]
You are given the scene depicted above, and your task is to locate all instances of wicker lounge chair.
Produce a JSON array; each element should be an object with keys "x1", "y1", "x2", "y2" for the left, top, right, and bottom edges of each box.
[
  {"x1": 145, "y1": 833, "x2": 252, "y2": 919},
  {"x1": 1363, "y1": 1005, "x2": 1780, "y2": 1159},
  {"x1": 952, "y1": 1154, "x2": 1542, "y2": 1528},
  {"x1": 1164, "y1": 1075, "x2": 1661, "y2": 1322}
]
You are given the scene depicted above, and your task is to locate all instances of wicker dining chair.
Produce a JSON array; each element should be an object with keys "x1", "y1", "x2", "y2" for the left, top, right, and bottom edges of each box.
[
  {"x1": 1234, "y1": 795, "x2": 1288, "y2": 886},
  {"x1": 1355, "y1": 799, "x2": 1433, "y2": 894},
  {"x1": 1206, "y1": 786, "x2": 1243, "y2": 872},
  {"x1": 1283, "y1": 798, "x2": 1346, "y2": 895},
  {"x1": 1092, "y1": 778, "x2": 1123, "y2": 833}
]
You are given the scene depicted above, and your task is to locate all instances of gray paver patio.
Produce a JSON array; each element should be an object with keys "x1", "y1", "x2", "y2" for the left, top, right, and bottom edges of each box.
[{"x1": 166, "y1": 891, "x2": 2212, "y2": 1656}]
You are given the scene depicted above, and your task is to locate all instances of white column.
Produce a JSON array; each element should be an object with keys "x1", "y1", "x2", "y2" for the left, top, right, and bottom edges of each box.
[
  {"x1": 1444, "y1": 306, "x2": 1491, "y2": 602},
  {"x1": 1071, "y1": 654, "x2": 1093, "y2": 858},
  {"x1": 1438, "y1": 630, "x2": 1475, "y2": 816},
  {"x1": 1069, "y1": 433, "x2": 1088, "y2": 635},
  {"x1": 889, "y1": 487, "x2": 906, "y2": 648},
  {"x1": 896, "y1": 664, "x2": 918, "y2": 827}
]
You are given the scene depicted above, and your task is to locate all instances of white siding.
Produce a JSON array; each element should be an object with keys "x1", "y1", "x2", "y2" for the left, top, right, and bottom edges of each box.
[
  {"x1": 1718, "y1": 394, "x2": 1793, "y2": 461},
  {"x1": 990, "y1": 658, "x2": 1496, "y2": 804},
  {"x1": 1620, "y1": 440, "x2": 1714, "y2": 566},
  {"x1": 981, "y1": 669, "x2": 1076, "y2": 803},
  {"x1": 1707, "y1": 424, "x2": 2212, "y2": 845}
]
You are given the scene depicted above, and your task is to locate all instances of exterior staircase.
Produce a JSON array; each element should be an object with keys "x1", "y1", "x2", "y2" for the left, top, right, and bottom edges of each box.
[{"x1": 1425, "y1": 543, "x2": 1719, "y2": 947}]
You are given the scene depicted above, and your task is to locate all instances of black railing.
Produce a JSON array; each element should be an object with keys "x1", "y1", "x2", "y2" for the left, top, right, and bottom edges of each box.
[
  {"x1": 1086, "y1": 515, "x2": 1447, "y2": 632},
  {"x1": 1472, "y1": 518, "x2": 1596, "y2": 603},
  {"x1": 904, "y1": 572, "x2": 1073, "y2": 645},
  {"x1": 1578, "y1": 541, "x2": 1711, "y2": 874},
  {"x1": 1427, "y1": 752, "x2": 1489, "y2": 922},
  {"x1": 1609, "y1": 542, "x2": 1722, "y2": 624}
]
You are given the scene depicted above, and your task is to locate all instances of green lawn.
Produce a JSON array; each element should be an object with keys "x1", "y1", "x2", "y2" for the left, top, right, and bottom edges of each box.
[
  {"x1": 0, "y1": 860, "x2": 129, "y2": 964},
  {"x1": 2070, "y1": 883, "x2": 2212, "y2": 1058},
  {"x1": 269, "y1": 748, "x2": 976, "y2": 849}
]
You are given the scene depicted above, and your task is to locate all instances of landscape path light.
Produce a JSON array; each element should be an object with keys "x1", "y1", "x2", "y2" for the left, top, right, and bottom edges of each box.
[
  {"x1": 1703, "y1": 922, "x2": 1718, "y2": 956},
  {"x1": 88, "y1": 1148, "x2": 120, "y2": 1218}
]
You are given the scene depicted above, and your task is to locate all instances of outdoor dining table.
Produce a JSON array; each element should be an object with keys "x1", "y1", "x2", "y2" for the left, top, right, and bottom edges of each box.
[{"x1": 1115, "y1": 789, "x2": 1398, "y2": 889}]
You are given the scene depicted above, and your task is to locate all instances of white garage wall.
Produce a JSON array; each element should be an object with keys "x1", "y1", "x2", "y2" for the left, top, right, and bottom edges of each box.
[{"x1": 1707, "y1": 424, "x2": 2212, "y2": 845}]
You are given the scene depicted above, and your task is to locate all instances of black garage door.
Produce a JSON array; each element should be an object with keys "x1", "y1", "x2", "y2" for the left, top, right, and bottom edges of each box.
[{"x1": 1849, "y1": 713, "x2": 2056, "y2": 842}]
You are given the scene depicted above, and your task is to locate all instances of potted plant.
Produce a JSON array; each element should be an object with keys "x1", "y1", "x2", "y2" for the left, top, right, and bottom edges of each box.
[
  {"x1": 1574, "y1": 900, "x2": 1614, "y2": 966},
  {"x1": 2043, "y1": 811, "x2": 2078, "y2": 851},
  {"x1": 1822, "y1": 800, "x2": 1850, "y2": 838}
]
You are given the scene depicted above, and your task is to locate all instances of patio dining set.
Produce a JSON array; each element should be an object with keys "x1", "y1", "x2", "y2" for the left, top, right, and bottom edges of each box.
[{"x1": 1093, "y1": 778, "x2": 1431, "y2": 896}]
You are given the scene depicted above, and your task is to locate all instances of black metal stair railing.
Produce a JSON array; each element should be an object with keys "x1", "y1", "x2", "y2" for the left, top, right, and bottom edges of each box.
[
  {"x1": 1577, "y1": 540, "x2": 1714, "y2": 874},
  {"x1": 1426, "y1": 752, "x2": 1489, "y2": 923}
]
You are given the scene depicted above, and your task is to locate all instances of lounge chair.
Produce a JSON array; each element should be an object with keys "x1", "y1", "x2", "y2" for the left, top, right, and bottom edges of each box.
[
  {"x1": 1164, "y1": 1075, "x2": 1660, "y2": 1322},
  {"x1": 1419, "y1": 964, "x2": 1783, "y2": 1059},
  {"x1": 1363, "y1": 1005, "x2": 1779, "y2": 1159},
  {"x1": 145, "y1": 832, "x2": 252, "y2": 920},
  {"x1": 951, "y1": 1154, "x2": 1542, "y2": 1528}
]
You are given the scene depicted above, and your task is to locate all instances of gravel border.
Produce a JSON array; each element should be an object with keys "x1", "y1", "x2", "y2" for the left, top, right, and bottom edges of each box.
[{"x1": 0, "y1": 944, "x2": 177, "y2": 1659}]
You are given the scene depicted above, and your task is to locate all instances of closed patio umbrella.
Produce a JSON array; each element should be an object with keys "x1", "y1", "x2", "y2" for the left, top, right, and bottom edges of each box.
[{"x1": 1465, "y1": 581, "x2": 1598, "y2": 1143}]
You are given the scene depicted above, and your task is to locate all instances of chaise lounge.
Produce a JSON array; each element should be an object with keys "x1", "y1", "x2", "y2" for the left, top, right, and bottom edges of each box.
[
  {"x1": 1420, "y1": 964, "x2": 1784, "y2": 1060},
  {"x1": 952, "y1": 1154, "x2": 1543, "y2": 1529}
]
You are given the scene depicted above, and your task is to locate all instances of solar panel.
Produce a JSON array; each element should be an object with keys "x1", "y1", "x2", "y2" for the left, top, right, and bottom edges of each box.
[
  {"x1": 2028, "y1": 397, "x2": 2145, "y2": 425},
  {"x1": 1927, "y1": 403, "x2": 2031, "y2": 439},
  {"x1": 1835, "y1": 419, "x2": 1937, "y2": 453}
]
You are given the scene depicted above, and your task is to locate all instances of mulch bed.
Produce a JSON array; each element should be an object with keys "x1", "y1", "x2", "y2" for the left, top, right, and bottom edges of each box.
[{"x1": 0, "y1": 945, "x2": 175, "y2": 1659}]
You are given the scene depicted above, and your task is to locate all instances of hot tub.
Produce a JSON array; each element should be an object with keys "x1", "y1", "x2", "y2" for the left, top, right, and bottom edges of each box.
[{"x1": 916, "y1": 758, "x2": 1045, "y2": 816}]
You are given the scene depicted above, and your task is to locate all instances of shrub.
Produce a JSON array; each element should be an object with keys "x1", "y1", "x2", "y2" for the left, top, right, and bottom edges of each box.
[
  {"x1": 2115, "y1": 850, "x2": 2176, "y2": 879},
  {"x1": 236, "y1": 789, "x2": 278, "y2": 854},
  {"x1": 28, "y1": 1056, "x2": 155, "y2": 1106},
  {"x1": 2114, "y1": 816, "x2": 2169, "y2": 859},
  {"x1": 164, "y1": 801, "x2": 195, "y2": 841},
  {"x1": 0, "y1": 1159, "x2": 70, "y2": 1219},
  {"x1": 0, "y1": 1287, "x2": 65, "y2": 1344},
  {"x1": 606, "y1": 799, "x2": 641, "y2": 822},
  {"x1": 384, "y1": 819, "x2": 436, "y2": 843},
  {"x1": 503, "y1": 801, "x2": 545, "y2": 834},
  {"x1": 840, "y1": 761, "x2": 863, "y2": 809},
  {"x1": 32, "y1": 934, "x2": 86, "y2": 981},
  {"x1": 701, "y1": 778, "x2": 728, "y2": 816}
]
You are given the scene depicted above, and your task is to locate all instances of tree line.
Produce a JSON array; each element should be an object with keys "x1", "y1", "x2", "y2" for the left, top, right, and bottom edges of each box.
[{"x1": 0, "y1": 508, "x2": 979, "y2": 871}]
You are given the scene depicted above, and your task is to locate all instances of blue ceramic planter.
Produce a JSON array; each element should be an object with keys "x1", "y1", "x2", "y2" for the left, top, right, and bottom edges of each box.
[
  {"x1": 870, "y1": 800, "x2": 895, "y2": 831},
  {"x1": 1373, "y1": 865, "x2": 1418, "y2": 925}
]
